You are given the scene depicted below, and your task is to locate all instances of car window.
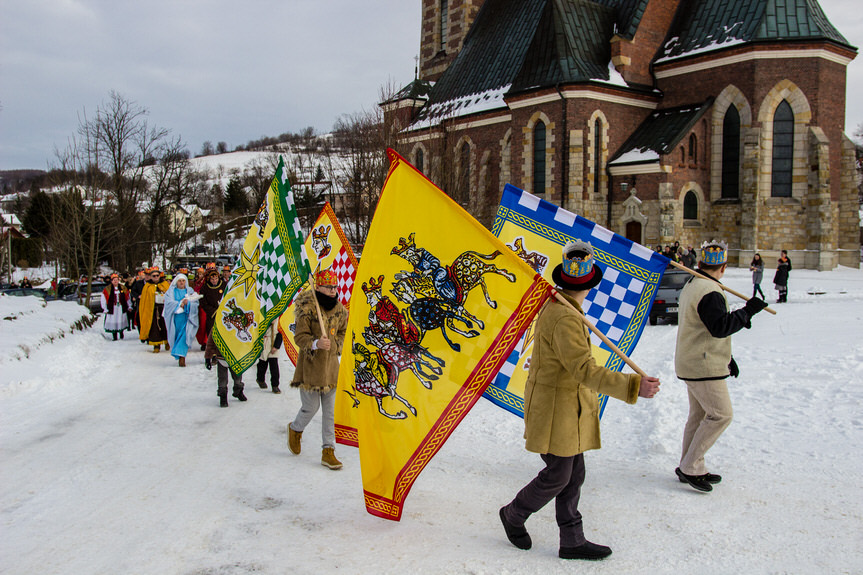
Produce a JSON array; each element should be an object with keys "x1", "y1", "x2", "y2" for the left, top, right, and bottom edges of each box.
[{"x1": 660, "y1": 273, "x2": 691, "y2": 289}]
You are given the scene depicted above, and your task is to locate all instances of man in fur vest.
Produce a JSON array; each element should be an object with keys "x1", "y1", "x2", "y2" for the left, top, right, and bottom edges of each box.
[
  {"x1": 674, "y1": 240, "x2": 767, "y2": 492},
  {"x1": 287, "y1": 269, "x2": 348, "y2": 470},
  {"x1": 500, "y1": 241, "x2": 660, "y2": 561}
]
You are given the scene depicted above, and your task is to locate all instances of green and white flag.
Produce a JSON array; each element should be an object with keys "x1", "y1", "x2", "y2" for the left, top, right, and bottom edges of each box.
[{"x1": 211, "y1": 156, "x2": 310, "y2": 374}]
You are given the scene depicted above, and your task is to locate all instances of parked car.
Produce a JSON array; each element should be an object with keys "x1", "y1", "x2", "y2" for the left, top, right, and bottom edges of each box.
[
  {"x1": 64, "y1": 282, "x2": 107, "y2": 314},
  {"x1": 649, "y1": 268, "x2": 692, "y2": 325},
  {"x1": 0, "y1": 287, "x2": 48, "y2": 299}
]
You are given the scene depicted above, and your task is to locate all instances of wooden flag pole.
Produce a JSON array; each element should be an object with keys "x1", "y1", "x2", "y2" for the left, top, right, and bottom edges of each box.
[
  {"x1": 666, "y1": 260, "x2": 777, "y2": 315},
  {"x1": 550, "y1": 289, "x2": 647, "y2": 378},
  {"x1": 308, "y1": 274, "x2": 328, "y2": 336}
]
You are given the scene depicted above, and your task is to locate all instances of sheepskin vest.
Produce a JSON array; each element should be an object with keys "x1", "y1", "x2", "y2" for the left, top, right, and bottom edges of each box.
[{"x1": 675, "y1": 276, "x2": 732, "y2": 381}]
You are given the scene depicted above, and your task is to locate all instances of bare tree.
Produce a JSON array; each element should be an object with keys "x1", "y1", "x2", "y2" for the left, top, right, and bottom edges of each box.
[
  {"x1": 50, "y1": 112, "x2": 112, "y2": 306},
  {"x1": 83, "y1": 91, "x2": 170, "y2": 270}
]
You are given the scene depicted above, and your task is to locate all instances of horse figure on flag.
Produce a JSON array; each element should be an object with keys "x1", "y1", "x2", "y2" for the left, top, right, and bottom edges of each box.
[
  {"x1": 222, "y1": 298, "x2": 256, "y2": 342},
  {"x1": 349, "y1": 341, "x2": 417, "y2": 419},
  {"x1": 390, "y1": 233, "x2": 516, "y2": 331}
]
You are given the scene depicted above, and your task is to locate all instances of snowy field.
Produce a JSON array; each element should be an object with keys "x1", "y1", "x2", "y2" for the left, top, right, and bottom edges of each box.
[{"x1": 1, "y1": 266, "x2": 862, "y2": 574}]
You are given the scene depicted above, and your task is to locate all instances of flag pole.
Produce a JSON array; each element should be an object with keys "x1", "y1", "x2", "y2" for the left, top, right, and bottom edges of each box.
[
  {"x1": 550, "y1": 289, "x2": 647, "y2": 377},
  {"x1": 667, "y1": 260, "x2": 777, "y2": 315},
  {"x1": 308, "y1": 274, "x2": 328, "y2": 336}
]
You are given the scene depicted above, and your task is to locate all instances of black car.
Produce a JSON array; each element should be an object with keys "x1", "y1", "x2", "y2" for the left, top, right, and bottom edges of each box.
[{"x1": 649, "y1": 268, "x2": 692, "y2": 325}]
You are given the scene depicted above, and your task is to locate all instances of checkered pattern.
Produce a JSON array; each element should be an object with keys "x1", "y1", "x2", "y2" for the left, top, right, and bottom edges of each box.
[
  {"x1": 332, "y1": 246, "x2": 357, "y2": 305},
  {"x1": 581, "y1": 266, "x2": 644, "y2": 347},
  {"x1": 257, "y1": 233, "x2": 290, "y2": 316}
]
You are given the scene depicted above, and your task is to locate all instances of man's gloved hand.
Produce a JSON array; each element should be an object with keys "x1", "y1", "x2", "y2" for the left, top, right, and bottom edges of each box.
[
  {"x1": 728, "y1": 357, "x2": 739, "y2": 378},
  {"x1": 205, "y1": 357, "x2": 212, "y2": 370},
  {"x1": 744, "y1": 297, "x2": 768, "y2": 316}
]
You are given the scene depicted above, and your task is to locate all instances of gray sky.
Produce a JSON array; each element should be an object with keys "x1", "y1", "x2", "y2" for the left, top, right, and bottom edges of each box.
[{"x1": 1, "y1": 0, "x2": 861, "y2": 171}]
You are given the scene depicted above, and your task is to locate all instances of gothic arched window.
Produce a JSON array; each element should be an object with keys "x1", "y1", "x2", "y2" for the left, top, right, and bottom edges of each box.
[
  {"x1": 721, "y1": 106, "x2": 740, "y2": 198},
  {"x1": 689, "y1": 133, "x2": 698, "y2": 165},
  {"x1": 416, "y1": 148, "x2": 424, "y2": 174},
  {"x1": 593, "y1": 118, "x2": 602, "y2": 198},
  {"x1": 683, "y1": 191, "x2": 698, "y2": 220},
  {"x1": 459, "y1": 142, "x2": 470, "y2": 203},
  {"x1": 440, "y1": 0, "x2": 448, "y2": 51},
  {"x1": 533, "y1": 121, "x2": 546, "y2": 195},
  {"x1": 772, "y1": 99, "x2": 794, "y2": 197}
]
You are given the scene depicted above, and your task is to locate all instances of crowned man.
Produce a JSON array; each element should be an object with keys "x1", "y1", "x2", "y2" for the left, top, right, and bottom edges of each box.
[
  {"x1": 674, "y1": 240, "x2": 768, "y2": 492},
  {"x1": 500, "y1": 241, "x2": 660, "y2": 561},
  {"x1": 287, "y1": 268, "x2": 349, "y2": 470},
  {"x1": 138, "y1": 267, "x2": 171, "y2": 353}
]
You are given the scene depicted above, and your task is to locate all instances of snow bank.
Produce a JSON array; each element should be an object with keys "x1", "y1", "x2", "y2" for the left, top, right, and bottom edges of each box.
[{"x1": 0, "y1": 295, "x2": 95, "y2": 366}]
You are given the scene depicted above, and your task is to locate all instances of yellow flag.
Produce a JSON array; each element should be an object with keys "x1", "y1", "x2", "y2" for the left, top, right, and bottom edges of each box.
[
  {"x1": 278, "y1": 202, "x2": 359, "y2": 365},
  {"x1": 335, "y1": 149, "x2": 549, "y2": 521},
  {"x1": 210, "y1": 156, "x2": 310, "y2": 374}
]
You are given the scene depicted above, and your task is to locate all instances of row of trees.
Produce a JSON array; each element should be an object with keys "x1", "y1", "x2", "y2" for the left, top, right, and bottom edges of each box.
[{"x1": 13, "y1": 88, "x2": 398, "y2": 298}]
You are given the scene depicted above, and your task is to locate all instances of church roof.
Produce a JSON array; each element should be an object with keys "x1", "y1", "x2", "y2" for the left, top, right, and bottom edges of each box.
[
  {"x1": 386, "y1": 79, "x2": 434, "y2": 104},
  {"x1": 592, "y1": 0, "x2": 649, "y2": 40},
  {"x1": 658, "y1": 0, "x2": 855, "y2": 63},
  {"x1": 413, "y1": 0, "x2": 626, "y2": 128},
  {"x1": 609, "y1": 100, "x2": 712, "y2": 165}
]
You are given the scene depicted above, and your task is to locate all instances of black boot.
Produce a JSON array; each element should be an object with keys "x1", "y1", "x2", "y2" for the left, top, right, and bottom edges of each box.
[
  {"x1": 119, "y1": 331, "x2": 124, "y2": 339},
  {"x1": 499, "y1": 507, "x2": 531, "y2": 550},
  {"x1": 559, "y1": 541, "x2": 612, "y2": 560},
  {"x1": 113, "y1": 333, "x2": 118, "y2": 341},
  {"x1": 232, "y1": 387, "x2": 247, "y2": 402},
  {"x1": 219, "y1": 392, "x2": 228, "y2": 408}
]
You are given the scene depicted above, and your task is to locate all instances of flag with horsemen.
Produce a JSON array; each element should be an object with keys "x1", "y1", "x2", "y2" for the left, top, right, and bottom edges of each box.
[{"x1": 334, "y1": 149, "x2": 550, "y2": 521}]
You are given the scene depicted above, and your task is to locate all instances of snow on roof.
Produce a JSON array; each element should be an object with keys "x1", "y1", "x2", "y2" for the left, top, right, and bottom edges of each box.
[
  {"x1": 1, "y1": 213, "x2": 22, "y2": 226},
  {"x1": 655, "y1": 24, "x2": 747, "y2": 64},
  {"x1": 609, "y1": 148, "x2": 660, "y2": 165},
  {"x1": 408, "y1": 84, "x2": 512, "y2": 131}
]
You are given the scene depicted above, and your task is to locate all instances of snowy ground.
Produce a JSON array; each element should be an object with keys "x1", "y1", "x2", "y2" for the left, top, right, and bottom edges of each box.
[{"x1": 1, "y1": 266, "x2": 862, "y2": 574}]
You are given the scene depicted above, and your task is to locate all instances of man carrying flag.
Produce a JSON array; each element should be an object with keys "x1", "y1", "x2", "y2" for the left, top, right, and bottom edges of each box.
[
  {"x1": 210, "y1": 156, "x2": 310, "y2": 388},
  {"x1": 499, "y1": 241, "x2": 660, "y2": 561},
  {"x1": 287, "y1": 268, "x2": 349, "y2": 470}
]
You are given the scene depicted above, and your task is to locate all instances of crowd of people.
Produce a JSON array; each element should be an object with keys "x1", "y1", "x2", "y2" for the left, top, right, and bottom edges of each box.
[{"x1": 57, "y1": 239, "x2": 782, "y2": 560}]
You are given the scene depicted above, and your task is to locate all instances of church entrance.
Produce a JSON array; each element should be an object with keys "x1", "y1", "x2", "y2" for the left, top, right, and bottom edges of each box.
[{"x1": 625, "y1": 221, "x2": 642, "y2": 244}]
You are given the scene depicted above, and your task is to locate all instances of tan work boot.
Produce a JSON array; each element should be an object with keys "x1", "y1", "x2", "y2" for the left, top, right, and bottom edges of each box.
[
  {"x1": 153, "y1": 345, "x2": 160, "y2": 353},
  {"x1": 178, "y1": 357, "x2": 185, "y2": 367},
  {"x1": 321, "y1": 447, "x2": 342, "y2": 470},
  {"x1": 288, "y1": 425, "x2": 302, "y2": 455}
]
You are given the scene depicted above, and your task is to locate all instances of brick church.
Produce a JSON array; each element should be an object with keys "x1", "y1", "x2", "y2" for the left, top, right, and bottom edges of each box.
[{"x1": 383, "y1": 0, "x2": 860, "y2": 269}]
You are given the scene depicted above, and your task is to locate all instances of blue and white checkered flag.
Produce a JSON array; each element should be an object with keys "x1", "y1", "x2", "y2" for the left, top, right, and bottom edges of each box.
[{"x1": 485, "y1": 184, "x2": 669, "y2": 418}]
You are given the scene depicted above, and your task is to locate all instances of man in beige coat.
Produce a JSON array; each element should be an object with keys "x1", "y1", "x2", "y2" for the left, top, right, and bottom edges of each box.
[
  {"x1": 287, "y1": 269, "x2": 348, "y2": 470},
  {"x1": 500, "y1": 241, "x2": 660, "y2": 561}
]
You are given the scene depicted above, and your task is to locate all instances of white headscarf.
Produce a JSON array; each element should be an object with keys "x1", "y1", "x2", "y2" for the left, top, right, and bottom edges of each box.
[{"x1": 168, "y1": 273, "x2": 190, "y2": 296}]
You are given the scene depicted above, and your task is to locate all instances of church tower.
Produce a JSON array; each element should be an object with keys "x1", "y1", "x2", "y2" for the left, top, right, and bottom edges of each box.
[{"x1": 419, "y1": 0, "x2": 485, "y2": 82}]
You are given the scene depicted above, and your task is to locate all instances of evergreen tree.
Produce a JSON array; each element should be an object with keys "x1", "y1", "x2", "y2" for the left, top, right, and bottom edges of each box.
[{"x1": 223, "y1": 176, "x2": 248, "y2": 215}]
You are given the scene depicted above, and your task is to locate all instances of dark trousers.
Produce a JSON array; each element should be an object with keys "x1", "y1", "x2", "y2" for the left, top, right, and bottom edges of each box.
[
  {"x1": 256, "y1": 357, "x2": 280, "y2": 389},
  {"x1": 505, "y1": 453, "x2": 586, "y2": 547},
  {"x1": 753, "y1": 283, "x2": 765, "y2": 298},
  {"x1": 217, "y1": 363, "x2": 243, "y2": 396}
]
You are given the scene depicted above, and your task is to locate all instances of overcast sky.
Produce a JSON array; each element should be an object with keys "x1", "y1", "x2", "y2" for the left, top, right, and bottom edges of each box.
[{"x1": 1, "y1": 0, "x2": 861, "y2": 171}]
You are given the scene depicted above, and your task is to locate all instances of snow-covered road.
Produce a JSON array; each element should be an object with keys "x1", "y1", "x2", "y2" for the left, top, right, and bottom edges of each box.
[{"x1": 1, "y1": 267, "x2": 862, "y2": 574}]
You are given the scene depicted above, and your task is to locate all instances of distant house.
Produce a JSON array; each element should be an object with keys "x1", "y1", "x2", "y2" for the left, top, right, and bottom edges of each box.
[
  {"x1": 385, "y1": 0, "x2": 860, "y2": 269},
  {"x1": 165, "y1": 203, "x2": 207, "y2": 234}
]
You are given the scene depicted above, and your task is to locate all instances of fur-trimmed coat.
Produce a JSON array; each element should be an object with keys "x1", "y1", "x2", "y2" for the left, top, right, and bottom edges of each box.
[{"x1": 290, "y1": 289, "x2": 348, "y2": 392}]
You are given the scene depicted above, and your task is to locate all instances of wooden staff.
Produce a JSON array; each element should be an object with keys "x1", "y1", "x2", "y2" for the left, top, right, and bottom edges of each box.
[
  {"x1": 308, "y1": 274, "x2": 329, "y2": 336},
  {"x1": 550, "y1": 289, "x2": 647, "y2": 377},
  {"x1": 666, "y1": 260, "x2": 777, "y2": 315}
]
